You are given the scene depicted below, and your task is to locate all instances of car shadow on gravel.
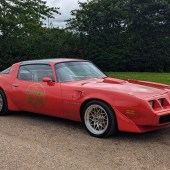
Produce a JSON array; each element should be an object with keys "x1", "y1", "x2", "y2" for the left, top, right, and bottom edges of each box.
[
  {"x1": 8, "y1": 111, "x2": 84, "y2": 130},
  {"x1": 116, "y1": 128, "x2": 169, "y2": 139},
  {"x1": 106, "y1": 126, "x2": 170, "y2": 145},
  {"x1": 8, "y1": 111, "x2": 170, "y2": 141}
]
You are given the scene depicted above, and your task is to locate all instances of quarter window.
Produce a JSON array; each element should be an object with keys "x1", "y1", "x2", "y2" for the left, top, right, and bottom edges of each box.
[
  {"x1": 18, "y1": 64, "x2": 54, "y2": 82},
  {"x1": 1, "y1": 67, "x2": 11, "y2": 74}
]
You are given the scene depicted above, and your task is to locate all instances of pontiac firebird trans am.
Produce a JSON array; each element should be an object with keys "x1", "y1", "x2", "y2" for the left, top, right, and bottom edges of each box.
[{"x1": 0, "y1": 59, "x2": 170, "y2": 138}]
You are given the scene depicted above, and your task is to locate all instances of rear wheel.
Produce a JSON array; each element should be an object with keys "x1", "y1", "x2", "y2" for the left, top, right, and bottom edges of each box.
[
  {"x1": 82, "y1": 100, "x2": 117, "y2": 138},
  {"x1": 0, "y1": 89, "x2": 8, "y2": 116}
]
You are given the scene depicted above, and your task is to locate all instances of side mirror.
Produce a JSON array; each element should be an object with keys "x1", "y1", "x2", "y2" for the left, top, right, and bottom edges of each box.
[{"x1": 42, "y1": 77, "x2": 55, "y2": 86}]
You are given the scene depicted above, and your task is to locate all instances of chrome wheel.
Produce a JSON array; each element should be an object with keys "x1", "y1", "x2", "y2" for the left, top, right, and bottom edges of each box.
[
  {"x1": 0, "y1": 94, "x2": 3, "y2": 112},
  {"x1": 84, "y1": 104, "x2": 109, "y2": 135}
]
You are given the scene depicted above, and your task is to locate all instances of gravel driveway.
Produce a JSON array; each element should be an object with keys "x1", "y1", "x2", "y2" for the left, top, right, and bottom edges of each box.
[{"x1": 0, "y1": 112, "x2": 169, "y2": 170}]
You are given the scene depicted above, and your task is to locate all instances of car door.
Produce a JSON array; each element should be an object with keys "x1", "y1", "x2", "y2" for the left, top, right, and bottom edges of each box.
[{"x1": 11, "y1": 64, "x2": 63, "y2": 117}]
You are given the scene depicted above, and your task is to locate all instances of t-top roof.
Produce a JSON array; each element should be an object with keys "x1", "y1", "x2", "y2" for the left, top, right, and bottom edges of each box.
[{"x1": 20, "y1": 58, "x2": 86, "y2": 65}]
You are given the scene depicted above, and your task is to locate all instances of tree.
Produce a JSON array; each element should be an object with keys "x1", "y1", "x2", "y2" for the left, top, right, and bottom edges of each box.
[
  {"x1": 124, "y1": 0, "x2": 170, "y2": 71},
  {"x1": 0, "y1": 0, "x2": 59, "y2": 37},
  {"x1": 0, "y1": 0, "x2": 59, "y2": 70},
  {"x1": 25, "y1": 28, "x2": 81, "y2": 60},
  {"x1": 67, "y1": 0, "x2": 170, "y2": 72},
  {"x1": 67, "y1": 0, "x2": 127, "y2": 70}
]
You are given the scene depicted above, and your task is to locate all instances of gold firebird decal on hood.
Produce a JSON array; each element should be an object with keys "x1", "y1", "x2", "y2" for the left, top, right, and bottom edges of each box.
[{"x1": 25, "y1": 83, "x2": 45, "y2": 108}]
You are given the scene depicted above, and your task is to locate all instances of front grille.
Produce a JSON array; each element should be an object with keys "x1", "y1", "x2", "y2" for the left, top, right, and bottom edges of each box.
[{"x1": 159, "y1": 115, "x2": 170, "y2": 124}]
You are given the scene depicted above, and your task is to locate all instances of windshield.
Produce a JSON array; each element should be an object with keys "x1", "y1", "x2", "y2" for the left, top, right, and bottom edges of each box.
[{"x1": 55, "y1": 61, "x2": 106, "y2": 82}]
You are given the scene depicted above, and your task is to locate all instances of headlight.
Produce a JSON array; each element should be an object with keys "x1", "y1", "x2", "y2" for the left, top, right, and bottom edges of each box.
[
  {"x1": 158, "y1": 98, "x2": 164, "y2": 107},
  {"x1": 148, "y1": 100, "x2": 154, "y2": 109}
]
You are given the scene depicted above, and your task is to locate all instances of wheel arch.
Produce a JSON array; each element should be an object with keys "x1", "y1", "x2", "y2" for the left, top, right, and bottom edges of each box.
[
  {"x1": 0, "y1": 86, "x2": 4, "y2": 91},
  {"x1": 0, "y1": 87, "x2": 8, "y2": 101},
  {"x1": 0, "y1": 85, "x2": 19, "y2": 111},
  {"x1": 80, "y1": 98, "x2": 116, "y2": 121},
  {"x1": 0, "y1": 87, "x2": 6, "y2": 96}
]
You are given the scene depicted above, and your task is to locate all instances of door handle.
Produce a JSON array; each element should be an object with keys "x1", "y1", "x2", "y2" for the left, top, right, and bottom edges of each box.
[{"x1": 12, "y1": 84, "x2": 19, "y2": 87}]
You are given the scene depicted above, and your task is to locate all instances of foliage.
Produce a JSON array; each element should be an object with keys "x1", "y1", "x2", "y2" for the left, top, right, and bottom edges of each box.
[
  {"x1": 0, "y1": 0, "x2": 170, "y2": 73},
  {"x1": 0, "y1": 0, "x2": 59, "y2": 69},
  {"x1": 67, "y1": 0, "x2": 170, "y2": 72},
  {"x1": 0, "y1": 27, "x2": 80, "y2": 70},
  {"x1": 0, "y1": 0, "x2": 58, "y2": 37}
]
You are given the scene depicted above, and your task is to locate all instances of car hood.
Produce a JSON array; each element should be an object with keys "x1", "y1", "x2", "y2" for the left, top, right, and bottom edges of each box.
[{"x1": 79, "y1": 77, "x2": 167, "y2": 99}]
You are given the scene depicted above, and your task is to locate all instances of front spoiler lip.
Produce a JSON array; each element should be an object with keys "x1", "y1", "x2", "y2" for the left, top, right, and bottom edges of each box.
[
  {"x1": 114, "y1": 107, "x2": 170, "y2": 133},
  {"x1": 133, "y1": 124, "x2": 170, "y2": 133}
]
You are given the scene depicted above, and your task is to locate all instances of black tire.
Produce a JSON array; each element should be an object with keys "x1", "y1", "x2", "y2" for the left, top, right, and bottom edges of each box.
[
  {"x1": 0, "y1": 89, "x2": 8, "y2": 116},
  {"x1": 82, "y1": 100, "x2": 117, "y2": 138}
]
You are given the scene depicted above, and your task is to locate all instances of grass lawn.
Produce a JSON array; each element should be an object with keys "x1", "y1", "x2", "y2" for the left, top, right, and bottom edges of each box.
[{"x1": 106, "y1": 72, "x2": 170, "y2": 85}]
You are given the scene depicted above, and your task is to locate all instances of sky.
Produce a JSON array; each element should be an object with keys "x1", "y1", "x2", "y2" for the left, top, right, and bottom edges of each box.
[{"x1": 45, "y1": 0, "x2": 87, "y2": 28}]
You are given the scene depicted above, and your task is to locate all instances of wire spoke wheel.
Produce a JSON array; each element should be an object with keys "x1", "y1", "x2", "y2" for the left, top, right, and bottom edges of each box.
[
  {"x1": 84, "y1": 104, "x2": 109, "y2": 135},
  {"x1": 83, "y1": 100, "x2": 117, "y2": 138}
]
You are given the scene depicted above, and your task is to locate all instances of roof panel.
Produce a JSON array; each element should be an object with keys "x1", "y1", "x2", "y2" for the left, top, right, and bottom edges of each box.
[{"x1": 20, "y1": 58, "x2": 85, "y2": 65}]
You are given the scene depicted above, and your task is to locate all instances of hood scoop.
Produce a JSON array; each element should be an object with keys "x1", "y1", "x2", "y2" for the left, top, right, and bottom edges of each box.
[
  {"x1": 103, "y1": 77, "x2": 127, "y2": 84},
  {"x1": 80, "y1": 78, "x2": 103, "y2": 85},
  {"x1": 80, "y1": 77, "x2": 127, "y2": 86}
]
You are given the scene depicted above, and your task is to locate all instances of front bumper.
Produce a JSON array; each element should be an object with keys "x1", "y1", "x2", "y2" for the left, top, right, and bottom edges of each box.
[
  {"x1": 115, "y1": 108, "x2": 170, "y2": 133},
  {"x1": 159, "y1": 115, "x2": 170, "y2": 124},
  {"x1": 153, "y1": 109, "x2": 170, "y2": 125}
]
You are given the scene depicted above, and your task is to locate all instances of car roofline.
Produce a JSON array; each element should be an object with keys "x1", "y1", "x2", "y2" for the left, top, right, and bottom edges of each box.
[{"x1": 20, "y1": 58, "x2": 87, "y2": 65}]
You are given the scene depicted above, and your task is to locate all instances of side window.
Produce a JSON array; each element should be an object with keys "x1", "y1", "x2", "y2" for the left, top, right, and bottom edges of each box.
[
  {"x1": 18, "y1": 67, "x2": 33, "y2": 81},
  {"x1": 18, "y1": 64, "x2": 54, "y2": 82}
]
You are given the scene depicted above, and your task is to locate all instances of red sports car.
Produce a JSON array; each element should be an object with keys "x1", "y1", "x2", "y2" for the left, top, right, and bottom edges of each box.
[{"x1": 0, "y1": 59, "x2": 170, "y2": 137}]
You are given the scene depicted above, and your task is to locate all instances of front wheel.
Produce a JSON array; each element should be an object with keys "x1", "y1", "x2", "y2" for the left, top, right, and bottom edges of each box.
[
  {"x1": 82, "y1": 100, "x2": 117, "y2": 138},
  {"x1": 0, "y1": 89, "x2": 8, "y2": 116}
]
